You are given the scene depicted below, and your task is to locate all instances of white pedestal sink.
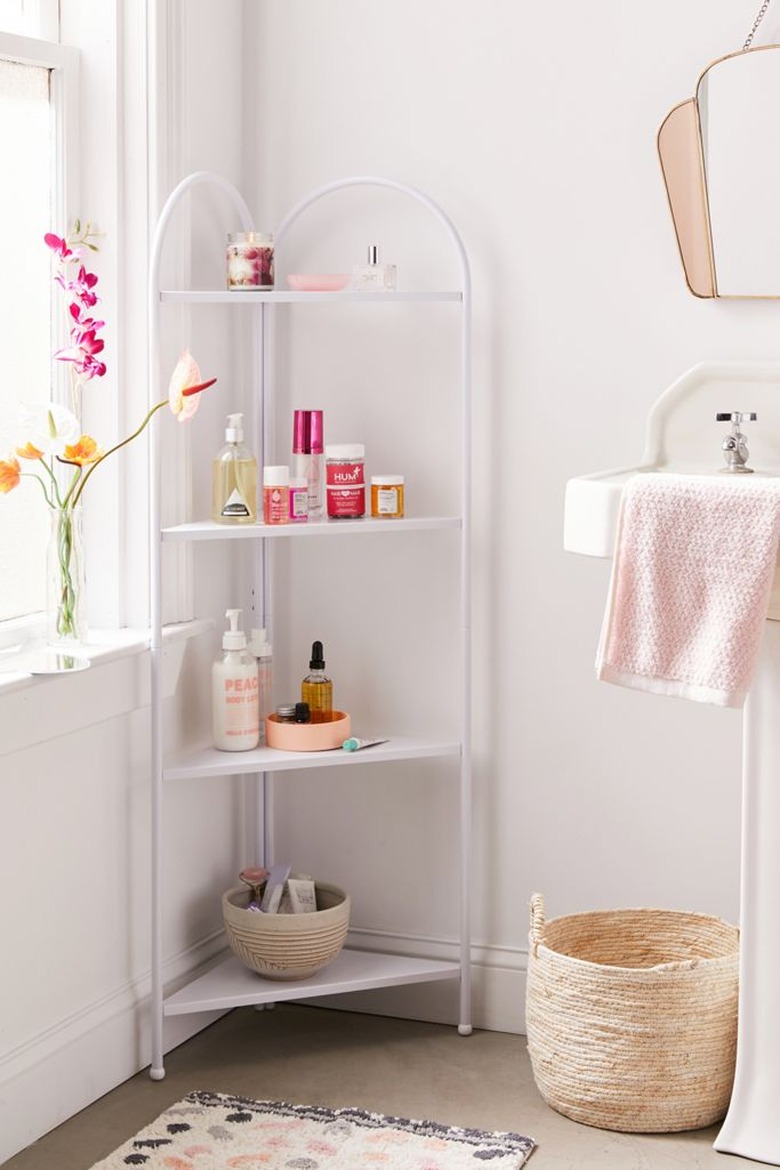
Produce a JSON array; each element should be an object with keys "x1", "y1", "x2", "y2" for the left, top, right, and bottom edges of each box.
[{"x1": 564, "y1": 362, "x2": 780, "y2": 1164}]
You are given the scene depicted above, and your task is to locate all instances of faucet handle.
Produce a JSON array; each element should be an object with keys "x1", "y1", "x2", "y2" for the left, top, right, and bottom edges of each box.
[
  {"x1": 716, "y1": 411, "x2": 757, "y2": 425},
  {"x1": 716, "y1": 412, "x2": 756, "y2": 473}
]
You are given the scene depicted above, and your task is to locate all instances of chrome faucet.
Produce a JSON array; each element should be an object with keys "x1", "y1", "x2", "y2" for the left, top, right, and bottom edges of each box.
[{"x1": 716, "y1": 411, "x2": 757, "y2": 473}]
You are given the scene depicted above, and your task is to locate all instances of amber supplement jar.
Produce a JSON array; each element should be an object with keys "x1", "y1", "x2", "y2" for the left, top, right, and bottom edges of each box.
[{"x1": 371, "y1": 475, "x2": 404, "y2": 518}]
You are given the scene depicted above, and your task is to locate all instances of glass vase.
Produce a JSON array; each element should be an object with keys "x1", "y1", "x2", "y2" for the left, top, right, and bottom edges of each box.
[{"x1": 47, "y1": 505, "x2": 86, "y2": 647}]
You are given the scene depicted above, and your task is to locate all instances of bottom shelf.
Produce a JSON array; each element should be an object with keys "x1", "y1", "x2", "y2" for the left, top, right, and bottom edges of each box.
[{"x1": 164, "y1": 948, "x2": 461, "y2": 1016}]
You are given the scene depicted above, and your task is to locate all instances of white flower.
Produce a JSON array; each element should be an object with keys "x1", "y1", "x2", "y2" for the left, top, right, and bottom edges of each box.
[{"x1": 19, "y1": 403, "x2": 81, "y2": 456}]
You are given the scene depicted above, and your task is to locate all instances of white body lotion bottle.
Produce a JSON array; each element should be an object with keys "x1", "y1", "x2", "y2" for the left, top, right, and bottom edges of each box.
[{"x1": 213, "y1": 609, "x2": 259, "y2": 751}]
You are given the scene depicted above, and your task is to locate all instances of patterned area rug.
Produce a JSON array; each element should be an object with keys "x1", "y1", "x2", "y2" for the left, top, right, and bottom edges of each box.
[{"x1": 88, "y1": 1090, "x2": 535, "y2": 1168}]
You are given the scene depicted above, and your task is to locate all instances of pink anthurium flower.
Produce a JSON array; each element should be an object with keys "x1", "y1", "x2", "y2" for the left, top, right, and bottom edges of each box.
[{"x1": 168, "y1": 349, "x2": 218, "y2": 422}]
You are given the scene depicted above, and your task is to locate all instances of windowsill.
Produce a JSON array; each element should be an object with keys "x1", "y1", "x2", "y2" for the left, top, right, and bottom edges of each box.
[{"x1": 0, "y1": 618, "x2": 212, "y2": 696}]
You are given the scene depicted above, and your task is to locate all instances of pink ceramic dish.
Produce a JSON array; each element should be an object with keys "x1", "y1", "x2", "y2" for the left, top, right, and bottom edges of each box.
[
  {"x1": 287, "y1": 273, "x2": 351, "y2": 292},
  {"x1": 265, "y1": 710, "x2": 351, "y2": 751}
]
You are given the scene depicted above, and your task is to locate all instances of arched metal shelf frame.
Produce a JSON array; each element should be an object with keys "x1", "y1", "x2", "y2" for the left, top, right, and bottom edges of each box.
[{"x1": 147, "y1": 173, "x2": 472, "y2": 1081}]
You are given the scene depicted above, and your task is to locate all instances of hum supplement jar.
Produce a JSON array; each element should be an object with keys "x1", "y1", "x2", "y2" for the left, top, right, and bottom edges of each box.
[{"x1": 325, "y1": 444, "x2": 365, "y2": 518}]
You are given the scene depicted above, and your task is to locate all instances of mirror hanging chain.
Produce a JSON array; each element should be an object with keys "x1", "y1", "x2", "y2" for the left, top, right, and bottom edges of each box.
[{"x1": 744, "y1": 0, "x2": 772, "y2": 50}]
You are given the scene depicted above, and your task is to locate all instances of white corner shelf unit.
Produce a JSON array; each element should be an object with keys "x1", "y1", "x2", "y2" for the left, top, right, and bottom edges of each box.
[{"x1": 147, "y1": 172, "x2": 472, "y2": 1079}]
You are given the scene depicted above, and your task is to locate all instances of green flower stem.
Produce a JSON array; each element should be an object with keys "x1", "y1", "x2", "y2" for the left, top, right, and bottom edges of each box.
[
  {"x1": 71, "y1": 398, "x2": 168, "y2": 508},
  {"x1": 38, "y1": 456, "x2": 66, "y2": 508},
  {"x1": 21, "y1": 473, "x2": 55, "y2": 509},
  {"x1": 52, "y1": 507, "x2": 81, "y2": 639}
]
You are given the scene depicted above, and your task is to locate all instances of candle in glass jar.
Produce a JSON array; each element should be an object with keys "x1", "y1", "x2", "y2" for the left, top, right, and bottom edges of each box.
[{"x1": 226, "y1": 232, "x2": 274, "y2": 289}]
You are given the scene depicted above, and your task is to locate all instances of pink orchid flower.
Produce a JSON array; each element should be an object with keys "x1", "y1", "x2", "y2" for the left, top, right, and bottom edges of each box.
[{"x1": 44, "y1": 232, "x2": 75, "y2": 261}]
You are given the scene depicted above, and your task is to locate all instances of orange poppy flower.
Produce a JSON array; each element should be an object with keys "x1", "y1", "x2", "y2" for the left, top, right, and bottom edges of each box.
[
  {"x1": 15, "y1": 441, "x2": 44, "y2": 460},
  {"x1": 63, "y1": 435, "x2": 102, "y2": 465},
  {"x1": 0, "y1": 457, "x2": 21, "y2": 493}
]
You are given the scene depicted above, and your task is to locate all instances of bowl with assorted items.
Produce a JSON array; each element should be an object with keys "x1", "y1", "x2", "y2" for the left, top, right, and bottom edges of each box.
[{"x1": 222, "y1": 864, "x2": 350, "y2": 980}]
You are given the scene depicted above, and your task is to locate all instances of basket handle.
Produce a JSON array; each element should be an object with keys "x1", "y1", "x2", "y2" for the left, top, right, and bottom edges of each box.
[{"x1": 529, "y1": 892, "x2": 545, "y2": 955}]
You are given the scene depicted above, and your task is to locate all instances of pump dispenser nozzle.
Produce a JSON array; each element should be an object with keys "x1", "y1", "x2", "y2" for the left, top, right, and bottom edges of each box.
[
  {"x1": 222, "y1": 608, "x2": 247, "y2": 650},
  {"x1": 226, "y1": 413, "x2": 244, "y2": 442}
]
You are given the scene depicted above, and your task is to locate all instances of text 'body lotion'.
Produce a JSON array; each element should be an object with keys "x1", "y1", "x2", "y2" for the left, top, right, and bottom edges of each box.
[
  {"x1": 213, "y1": 609, "x2": 260, "y2": 751},
  {"x1": 213, "y1": 412, "x2": 258, "y2": 523}
]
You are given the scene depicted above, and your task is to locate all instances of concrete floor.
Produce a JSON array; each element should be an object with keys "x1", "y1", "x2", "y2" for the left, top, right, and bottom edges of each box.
[{"x1": 5, "y1": 1005, "x2": 765, "y2": 1169}]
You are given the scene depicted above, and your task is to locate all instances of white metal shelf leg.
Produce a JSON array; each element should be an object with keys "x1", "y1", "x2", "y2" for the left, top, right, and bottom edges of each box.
[
  {"x1": 147, "y1": 171, "x2": 254, "y2": 1081},
  {"x1": 149, "y1": 640, "x2": 165, "y2": 1079}
]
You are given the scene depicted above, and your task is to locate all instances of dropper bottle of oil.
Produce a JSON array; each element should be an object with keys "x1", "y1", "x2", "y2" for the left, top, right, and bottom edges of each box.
[{"x1": 301, "y1": 640, "x2": 333, "y2": 723}]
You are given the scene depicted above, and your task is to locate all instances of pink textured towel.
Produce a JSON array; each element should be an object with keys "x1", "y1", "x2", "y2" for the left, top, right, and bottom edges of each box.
[{"x1": 596, "y1": 473, "x2": 780, "y2": 707}]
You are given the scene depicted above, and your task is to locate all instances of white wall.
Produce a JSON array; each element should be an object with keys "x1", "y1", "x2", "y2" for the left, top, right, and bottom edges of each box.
[
  {"x1": 241, "y1": 0, "x2": 780, "y2": 1010},
  {"x1": 6, "y1": 0, "x2": 780, "y2": 1158}
]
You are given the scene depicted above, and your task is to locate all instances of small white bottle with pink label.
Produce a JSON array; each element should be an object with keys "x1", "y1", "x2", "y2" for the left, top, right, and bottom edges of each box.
[{"x1": 212, "y1": 609, "x2": 259, "y2": 751}]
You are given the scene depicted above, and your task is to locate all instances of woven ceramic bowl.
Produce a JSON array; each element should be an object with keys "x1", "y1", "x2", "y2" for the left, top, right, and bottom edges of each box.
[{"x1": 222, "y1": 882, "x2": 350, "y2": 980}]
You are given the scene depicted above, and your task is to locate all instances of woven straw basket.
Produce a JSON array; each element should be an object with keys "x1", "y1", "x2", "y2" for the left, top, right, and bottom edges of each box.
[{"x1": 525, "y1": 893, "x2": 738, "y2": 1133}]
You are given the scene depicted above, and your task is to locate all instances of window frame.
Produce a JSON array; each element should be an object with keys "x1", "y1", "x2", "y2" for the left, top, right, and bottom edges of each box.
[{"x1": 0, "y1": 29, "x2": 79, "y2": 651}]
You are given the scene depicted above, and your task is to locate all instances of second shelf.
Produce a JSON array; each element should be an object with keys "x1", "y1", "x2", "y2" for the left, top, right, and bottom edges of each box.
[{"x1": 164, "y1": 736, "x2": 462, "y2": 780}]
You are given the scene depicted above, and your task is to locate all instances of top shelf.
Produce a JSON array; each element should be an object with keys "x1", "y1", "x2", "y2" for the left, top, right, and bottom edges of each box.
[{"x1": 159, "y1": 289, "x2": 463, "y2": 305}]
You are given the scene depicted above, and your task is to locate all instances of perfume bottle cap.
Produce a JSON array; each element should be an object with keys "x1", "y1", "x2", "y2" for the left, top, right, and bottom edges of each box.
[
  {"x1": 367, "y1": 244, "x2": 379, "y2": 264},
  {"x1": 293, "y1": 409, "x2": 324, "y2": 454}
]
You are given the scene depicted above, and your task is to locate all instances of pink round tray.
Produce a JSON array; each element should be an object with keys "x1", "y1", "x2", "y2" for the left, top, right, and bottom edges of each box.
[
  {"x1": 265, "y1": 711, "x2": 351, "y2": 751},
  {"x1": 287, "y1": 273, "x2": 350, "y2": 292}
]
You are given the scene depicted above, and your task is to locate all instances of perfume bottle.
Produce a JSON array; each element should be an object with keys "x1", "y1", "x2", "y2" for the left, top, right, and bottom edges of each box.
[
  {"x1": 301, "y1": 640, "x2": 333, "y2": 724},
  {"x1": 292, "y1": 408, "x2": 324, "y2": 517},
  {"x1": 351, "y1": 245, "x2": 397, "y2": 291}
]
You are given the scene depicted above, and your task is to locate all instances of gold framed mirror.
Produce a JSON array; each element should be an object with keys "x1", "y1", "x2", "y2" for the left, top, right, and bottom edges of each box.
[{"x1": 659, "y1": 40, "x2": 780, "y2": 298}]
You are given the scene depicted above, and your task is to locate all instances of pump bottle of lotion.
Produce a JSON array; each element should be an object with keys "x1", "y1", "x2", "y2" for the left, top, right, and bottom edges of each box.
[
  {"x1": 213, "y1": 413, "x2": 258, "y2": 523},
  {"x1": 247, "y1": 627, "x2": 273, "y2": 739},
  {"x1": 213, "y1": 609, "x2": 259, "y2": 751}
]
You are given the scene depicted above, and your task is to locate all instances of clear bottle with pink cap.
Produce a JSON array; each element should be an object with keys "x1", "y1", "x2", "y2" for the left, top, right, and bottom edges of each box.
[{"x1": 292, "y1": 409, "x2": 324, "y2": 518}]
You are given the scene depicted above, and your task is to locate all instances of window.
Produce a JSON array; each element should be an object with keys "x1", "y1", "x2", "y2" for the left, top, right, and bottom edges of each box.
[
  {"x1": 0, "y1": 28, "x2": 75, "y2": 633},
  {"x1": 0, "y1": 2, "x2": 58, "y2": 41},
  {"x1": 0, "y1": 54, "x2": 51, "y2": 623}
]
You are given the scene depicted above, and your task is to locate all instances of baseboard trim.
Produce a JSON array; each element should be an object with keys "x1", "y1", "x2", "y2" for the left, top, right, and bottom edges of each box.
[
  {"x1": 0, "y1": 932, "x2": 227, "y2": 1164},
  {"x1": 321, "y1": 928, "x2": 529, "y2": 1034}
]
